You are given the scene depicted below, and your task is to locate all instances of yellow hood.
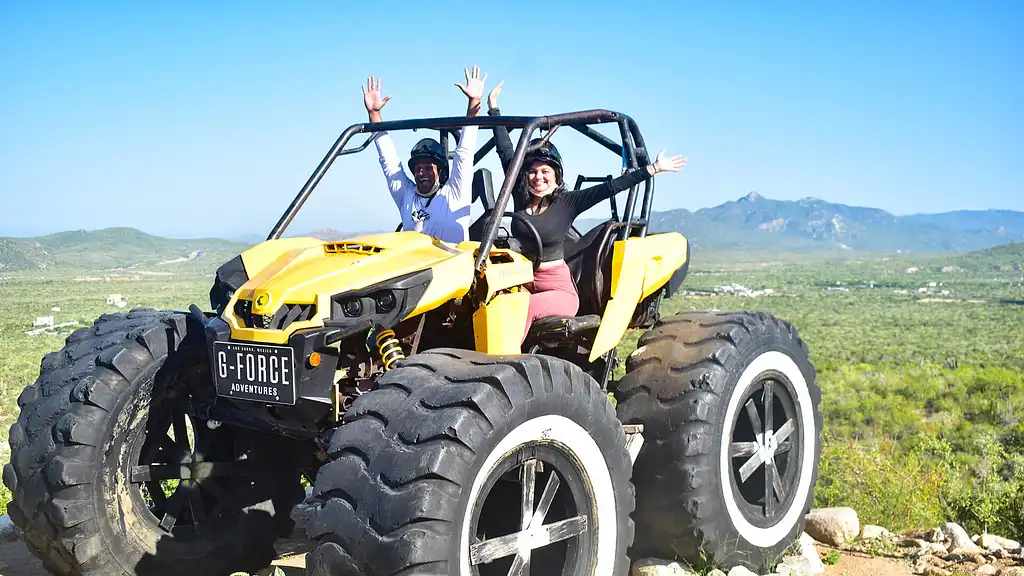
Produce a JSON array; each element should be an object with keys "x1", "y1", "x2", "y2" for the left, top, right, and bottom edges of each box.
[{"x1": 226, "y1": 231, "x2": 476, "y2": 343}]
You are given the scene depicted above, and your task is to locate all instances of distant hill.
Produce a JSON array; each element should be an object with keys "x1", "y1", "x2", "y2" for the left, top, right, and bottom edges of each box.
[
  {"x1": 229, "y1": 228, "x2": 388, "y2": 244},
  {"x1": 580, "y1": 192, "x2": 1024, "y2": 253},
  {"x1": 291, "y1": 228, "x2": 388, "y2": 241},
  {"x1": 901, "y1": 210, "x2": 1024, "y2": 236},
  {"x1": 952, "y1": 242, "x2": 1024, "y2": 272},
  {"x1": 0, "y1": 228, "x2": 250, "y2": 273},
  {"x1": 0, "y1": 227, "x2": 397, "y2": 273}
]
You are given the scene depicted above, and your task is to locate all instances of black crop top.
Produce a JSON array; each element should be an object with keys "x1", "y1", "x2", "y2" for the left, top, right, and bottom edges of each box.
[
  {"x1": 510, "y1": 169, "x2": 649, "y2": 261},
  {"x1": 488, "y1": 107, "x2": 651, "y2": 262}
]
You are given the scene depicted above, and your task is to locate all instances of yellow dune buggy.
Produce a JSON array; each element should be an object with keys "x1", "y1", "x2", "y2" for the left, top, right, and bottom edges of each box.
[{"x1": 4, "y1": 110, "x2": 822, "y2": 576}]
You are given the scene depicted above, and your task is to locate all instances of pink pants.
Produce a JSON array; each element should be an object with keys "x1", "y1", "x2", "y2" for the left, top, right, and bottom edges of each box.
[{"x1": 521, "y1": 263, "x2": 579, "y2": 343}]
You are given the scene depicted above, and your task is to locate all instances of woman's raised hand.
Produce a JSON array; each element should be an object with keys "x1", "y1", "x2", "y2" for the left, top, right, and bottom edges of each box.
[
  {"x1": 488, "y1": 80, "x2": 504, "y2": 110},
  {"x1": 653, "y1": 150, "x2": 687, "y2": 173}
]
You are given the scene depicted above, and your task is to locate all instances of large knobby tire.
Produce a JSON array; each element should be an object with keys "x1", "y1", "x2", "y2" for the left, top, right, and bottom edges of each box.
[
  {"x1": 615, "y1": 311, "x2": 822, "y2": 571},
  {"x1": 2, "y1": 309, "x2": 305, "y2": 576},
  {"x1": 305, "y1": 349, "x2": 635, "y2": 576}
]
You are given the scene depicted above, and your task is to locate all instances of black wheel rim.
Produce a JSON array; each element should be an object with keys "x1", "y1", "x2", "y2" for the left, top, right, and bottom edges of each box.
[
  {"x1": 468, "y1": 444, "x2": 597, "y2": 576},
  {"x1": 728, "y1": 370, "x2": 802, "y2": 527},
  {"x1": 126, "y1": 398, "x2": 250, "y2": 539}
]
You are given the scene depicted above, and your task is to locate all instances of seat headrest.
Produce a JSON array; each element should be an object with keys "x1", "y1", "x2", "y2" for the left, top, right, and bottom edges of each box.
[{"x1": 472, "y1": 168, "x2": 495, "y2": 211}]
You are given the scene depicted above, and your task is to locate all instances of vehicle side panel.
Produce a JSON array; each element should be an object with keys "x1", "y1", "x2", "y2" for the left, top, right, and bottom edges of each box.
[
  {"x1": 472, "y1": 291, "x2": 530, "y2": 355},
  {"x1": 589, "y1": 232, "x2": 688, "y2": 360}
]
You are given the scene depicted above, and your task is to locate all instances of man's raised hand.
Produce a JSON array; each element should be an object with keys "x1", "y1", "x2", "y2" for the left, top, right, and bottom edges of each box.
[
  {"x1": 456, "y1": 65, "x2": 487, "y2": 102},
  {"x1": 362, "y1": 76, "x2": 391, "y2": 121}
]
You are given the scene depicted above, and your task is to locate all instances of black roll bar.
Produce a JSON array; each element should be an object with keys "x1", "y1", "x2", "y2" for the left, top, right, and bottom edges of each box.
[{"x1": 265, "y1": 110, "x2": 648, "y2": 276}]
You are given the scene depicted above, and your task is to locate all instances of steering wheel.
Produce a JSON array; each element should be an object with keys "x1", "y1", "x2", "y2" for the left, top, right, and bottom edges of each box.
[{"x1": 492, "y1": 212, "x2": 544, "y2": 272}]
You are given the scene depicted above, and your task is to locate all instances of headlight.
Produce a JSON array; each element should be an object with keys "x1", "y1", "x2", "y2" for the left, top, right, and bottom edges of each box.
[
  {"x1": 375, "y1": 291, "x2": 396, "y2": 313},
  {"x1": 342, "y1": 299, "x2": 363, "y2": 317}
]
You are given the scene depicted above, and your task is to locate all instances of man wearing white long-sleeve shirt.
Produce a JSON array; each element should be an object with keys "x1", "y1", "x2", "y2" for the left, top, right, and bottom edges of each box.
[{"x1": 361, "y1": 67, "x2": 486, "y2": 244}]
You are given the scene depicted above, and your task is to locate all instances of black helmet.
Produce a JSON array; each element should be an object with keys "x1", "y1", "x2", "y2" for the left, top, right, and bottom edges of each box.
[
  {"x1": 408, "y1": 138, "x2": 449, "y2": 187},
  {"x1": 523, "y1": 138, "x2": 563, "y2": 184}
]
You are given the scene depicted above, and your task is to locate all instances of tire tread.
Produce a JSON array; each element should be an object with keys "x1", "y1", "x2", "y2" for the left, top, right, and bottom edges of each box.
[
  {"x1": 307, "y1": 349, "x2": 635, "y2": 576},
  {"x1": 617, "y1": 310, "x2": 822, "y2": 570}
]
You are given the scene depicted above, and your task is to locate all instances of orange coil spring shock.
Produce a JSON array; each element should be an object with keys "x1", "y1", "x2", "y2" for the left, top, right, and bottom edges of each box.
[{"x1": 375, "y1": 329, "x2": 405, "y2": 371}]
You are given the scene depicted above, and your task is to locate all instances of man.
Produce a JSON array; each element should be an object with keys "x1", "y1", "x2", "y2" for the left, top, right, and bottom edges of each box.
[{"x1": 361, "y1": 67, "x2": 486, "y2": 244}]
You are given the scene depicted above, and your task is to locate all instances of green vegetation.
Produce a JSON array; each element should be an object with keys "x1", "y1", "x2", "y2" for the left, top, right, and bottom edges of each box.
[
  {"x1": 2, "y1": 242, "x2": 1023, "y2": 542},
  {"x1": 0, "y1": 272, "x2": 222, "y2": 516}
]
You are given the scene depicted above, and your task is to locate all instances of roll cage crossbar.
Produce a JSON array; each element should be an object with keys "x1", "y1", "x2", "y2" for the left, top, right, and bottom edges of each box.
[{"x1": 267, "y1": 109, "x2": 655, "y2": 274}]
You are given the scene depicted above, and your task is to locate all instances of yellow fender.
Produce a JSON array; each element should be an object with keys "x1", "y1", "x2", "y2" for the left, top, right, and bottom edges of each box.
[{"x1": 589, "y1": 232, "x2": 689, "y2": 361}]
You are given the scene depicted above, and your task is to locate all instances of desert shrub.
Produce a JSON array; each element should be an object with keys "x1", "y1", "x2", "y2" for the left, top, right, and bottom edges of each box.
[
  {"x1": 814, "y1": 433, "x2": 948, "y2": 532},
  {"x1": 937, "y1": 432, "x2": 1024, "y2": 538},
  {"x1": 816, "y1": 432, "x2": 1024, "y2": 539}
]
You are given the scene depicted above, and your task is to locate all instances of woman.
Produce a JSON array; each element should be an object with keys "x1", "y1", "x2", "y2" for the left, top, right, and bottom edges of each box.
[{"x1": 486, "y1": 84, "x2": 686, "y2": 341}]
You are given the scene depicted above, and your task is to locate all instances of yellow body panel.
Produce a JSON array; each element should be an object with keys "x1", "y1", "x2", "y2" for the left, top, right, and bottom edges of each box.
[
  {"x1": 407, "y1": 250, "x2": 476, "y2": 317},
  {"x1": 223, "y1": 231, "x2": 475, "y2": 344},
  {"x1": 479, "y1": 251, "x2": 535, "y2": 302},
  {"x1": 589, "y1": 232, "x2": 689, "y2": 361},
  {"x1": 472, "y1": 291, "x2": 530, "y2": 355}
]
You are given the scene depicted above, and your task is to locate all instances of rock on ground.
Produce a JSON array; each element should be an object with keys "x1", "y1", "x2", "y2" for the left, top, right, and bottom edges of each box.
[
  {"x1": 860, "y1": 525, "x2": 891, "y2": 540},
  {"x1": 0, "y1": 514, "x2": 19, "y2": 541},
  {"x1": 977, "y1": 534, "x2": 1021, "y2": 552},
  {"x1": 631, "y1": 558, "x2": 698, "y2": 576},
  {"x1": 776, "y1": 532, "x2": 825, "y2": 575},
  {"x1": 804, "y1": 507, "x2": 860, "y2": 547},
  {"x1": 725, "y1": 567, "x2": 758, "y2": 576},
  {"x1": 908, "y1": 538, "x2": 949, "y2": 556},
  {"x1": 940, "y1": 522, "x2": 982, "y2": 555}
]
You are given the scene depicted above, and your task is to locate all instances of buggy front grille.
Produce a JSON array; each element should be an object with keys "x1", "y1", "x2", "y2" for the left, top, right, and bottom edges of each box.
[{"x1": 233, "y1": 299, "x2": 317, "y2": 330}]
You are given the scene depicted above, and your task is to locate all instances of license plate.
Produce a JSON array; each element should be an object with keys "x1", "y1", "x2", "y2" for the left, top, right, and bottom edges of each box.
[{"x1": 213, "y1": 341, "x2": 297, "y2": 405}]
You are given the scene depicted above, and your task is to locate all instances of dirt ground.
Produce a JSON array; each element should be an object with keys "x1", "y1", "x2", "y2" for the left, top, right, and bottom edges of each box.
[
  {"x1": 821, "y1": 549, "x2": 917, "y2": 576},
  {"x1": 0, "y1": 538, "x2": 924, "y2": 576}
]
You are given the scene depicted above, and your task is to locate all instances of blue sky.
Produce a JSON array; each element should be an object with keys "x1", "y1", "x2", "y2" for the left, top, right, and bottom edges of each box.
[{"x1": 1, "y1": 0, "x2": 1021, "y2": 239}]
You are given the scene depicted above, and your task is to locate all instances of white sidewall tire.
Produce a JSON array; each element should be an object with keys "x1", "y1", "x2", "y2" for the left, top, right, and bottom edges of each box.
[
  {"x1": 458, "y1": 414, "x2": 618, "y2": 576},
  {"x1": 719, "y1": 350, "x2": 816, "y2": 548}
]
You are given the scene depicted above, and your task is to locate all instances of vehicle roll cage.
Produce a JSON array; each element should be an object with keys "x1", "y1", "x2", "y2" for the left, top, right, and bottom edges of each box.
[{"x1": 267, "y1": 110, "x2": 656, "y2": 274}]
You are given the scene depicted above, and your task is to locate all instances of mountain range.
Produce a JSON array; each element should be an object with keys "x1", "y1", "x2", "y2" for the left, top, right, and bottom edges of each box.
[
  {"x1": 581, "y1": 192, "x2": 1024, "y2": 253},
  {"x1": 2, "y1": 194, "x2": 1022, "y2": 272}
]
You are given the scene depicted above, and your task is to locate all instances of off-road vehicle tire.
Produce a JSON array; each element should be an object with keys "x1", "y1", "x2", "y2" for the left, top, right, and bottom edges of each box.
[
  {"x1": 3, "y1": 309, "x2": 305, "y2": 576},
  {"x1": 616, "y1": 311, "x2": 822, "y2": 571},
  {"x1": 305, "y1": 348, "x2": 635, "y2": 576}
]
